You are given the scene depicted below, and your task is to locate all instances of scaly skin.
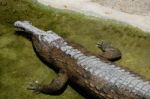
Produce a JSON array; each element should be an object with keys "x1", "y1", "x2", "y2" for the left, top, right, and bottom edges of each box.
[
  {"x1": 97, "y1": 40, "x2": 122, "y2": 61},
  {"x1": 14, "y1": 21, "x2": 150, "y2": 99}
]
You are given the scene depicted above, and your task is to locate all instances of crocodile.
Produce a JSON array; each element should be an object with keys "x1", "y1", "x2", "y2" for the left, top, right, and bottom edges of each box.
[{"x1": 14, "y1": 21, "x2": 150, "y2": 99}]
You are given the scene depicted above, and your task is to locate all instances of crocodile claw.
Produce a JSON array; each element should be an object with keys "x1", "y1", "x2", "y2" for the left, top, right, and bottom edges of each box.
[
  {"x1": 27, "y1": 81, "x2": 42, "y2": 93},
  {"x1": 96, "y1": 40, "x2": 104, "y2": 47}
]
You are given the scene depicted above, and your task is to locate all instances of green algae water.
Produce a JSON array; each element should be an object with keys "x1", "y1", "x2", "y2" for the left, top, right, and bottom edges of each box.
[{"x1": 0, "y1": 0, "x2": 150, "y2": 99}]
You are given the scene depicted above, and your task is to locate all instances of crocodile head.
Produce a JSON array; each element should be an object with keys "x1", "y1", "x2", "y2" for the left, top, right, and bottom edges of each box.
[{"x1": 14, "y1": 21, "x2": 32, "y2": 32}]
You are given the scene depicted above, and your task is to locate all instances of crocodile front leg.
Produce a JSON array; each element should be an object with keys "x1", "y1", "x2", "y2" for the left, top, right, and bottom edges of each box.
[
  {"x1": 97, "y1": 40, "x2": 122, "y2": 61},
  {"x1": 28, "y1": 69, "x2": 68, "y2": 94}
]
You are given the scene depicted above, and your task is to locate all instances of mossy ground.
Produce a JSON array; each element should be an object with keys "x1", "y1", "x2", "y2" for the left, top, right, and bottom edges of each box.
[{"x1": 0, "y1": 0, "x2": 150, "y2": 99}]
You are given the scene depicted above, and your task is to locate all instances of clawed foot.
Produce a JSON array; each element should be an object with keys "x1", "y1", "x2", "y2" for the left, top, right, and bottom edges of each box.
[
  {"x1": 27, "y1": 81, "x2": 42, "y2": 94},
  {"x1": 96, "y1": 40, "x2": 111, "y2": 49},
  {"x1": 96, "y1": 40, "x2": 104, "y2": 48}
]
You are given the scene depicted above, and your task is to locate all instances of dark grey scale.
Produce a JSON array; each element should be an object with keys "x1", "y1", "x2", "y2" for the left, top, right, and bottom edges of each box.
[
  {"x1": 80, "y1": 60, "x2": 94, "y2": 69},
  {"x1": 109, "y1": 68, "x2": 125, "y2": 79},
  {"x1": 88, "y1": 68, "x2": 96, "y2": 74},
  {"x1": 97, "y1": 71, "x2": 108, "y2": 79},
  {"x1": 140, "y1": 82, "x2": 150, "y2": 93},
  {"x1": 66, "y1": 47, "x2": 80, "y2": 56},
  {"x1": 90, "y1": 65, "x2": 102, "y2": 76},
  {"x1": 85, "y1": 63, "x2": 104, "y2": 74},
  {"x1": 93, "y1": 63, "x2": 105, "y2": 74},
  {"x1": 79, "y1": 59, "x2": 96, "y2": 68},
  {"x1": 92, "y1": 59, "x2": 104, "y2": 66},
  {"x1": 55, "y1": 40, "x2": 65, "y2": 48},
  {"x1": 128, "y1": 78, "x2": 141, "y2": 90},
  {"x1": 95, "y1": 83, "x2": 108, "y2": 93},
  {"x1": 110, "y1": 68, "x2": 123, "y2": 78},
  {"x1": 104, "y1": 67, "x2": 122, "y2": 79},
  {"x1": 115, "y1": 74, "x2": 133, "y2": 88},
  {"x1": 114, "y1": 66, "x2": 121, "y2": 70},
  {"x1": 72, "y1": 52, "x2": 82, "y2": 59},
  {"x1": 99, "y1": 62, "x2": 111, "y2": 69},
  {"x1": 115, "y1": 70, "x2": 131, "y2": 78},
  {"x1": 108, "y1": 84, "x2": 118, "y2": 94},
  {"x1": 121, "y1": 75, "x2": 135, "y2": 86},
  {"x1": 96, "y1": 66, "x2": 117, "y2": 80},
  {"x1": 60, "y1": 46, "x2": 67, "y2": 51},
  {"x1": 113, "y1": 86, "x2": 123, "y2": 95},
  {"x1": 125, "y1": 78, "x2": 138, "y2": 89},
  {"x1": 77, "y1": 55, "x2": 87, "y2": 61},
  {"x1": 66, "y1": 48, "x2": 75, "y2": 55},
  {"x1": 99, "y1": 66, "x2": 115, "y2": 77},
  {"x1": 39, "y1": 34, "x2": 45, "y2": 41},
  {"x1": 116, "y1": 82, "x2": 122, "y2": 88},
  {"x1": 87, "y1": 57, "x2": 102, "y2": 65},
  {"x1": 71, "y1": 50, "x2": 82, "y2": 57},
  {"x1": 133, "y1": 80, "x2": 145, "y2": 91},
  {"x1": 90, "y1": 60, "x2": 102, "y2": 68},
  {"x1": 141, "y1": 84, "x2": 150, "y2": 94},
  {"x1": 101, "y1": 84, "x2": 112, "y2": 94},
  {"x1": 84, "y1": 66, "x2": 93, "y2": 72},
  {"x1": 80, "y1": 56, "x2": 97, "y2": 64},
  {"x1": 115, "y1": 72, "x2": 126, "y2": 82},
  {"x1": 109, "y1": 71, "x2": 126, "y2": 85},
  {"x1": 69, "y1": 49, "x2": 81, "y2": 58},
  {"x1": 108, "y1": 70, "x2": 122, "y2": 82},
  {"x1": 93, "y1": 67, "x2": 101, "y2": 76},
  {"x1": 64, "y1": 46, "x2": 72, "y2": 51},
  {"x1": 83, "y1": 70, "x2": 91, "y2": 79},
  {"x1": 119, "y1": 69, "x2": 125, "y2": 72},
  {"x1": 60, "y1": 45, "x2": 71, "y2": 52},
  {"x1": 111, "y1": 78, "x2": 123, "y2": 88},
  {"x1": 77, "y1": 56, "x2": 90, "y2": 65},
  {"x1": 145, "y1": 85, "x2": 150, "y2": 94},
  {"x1": 90, "y1": 61, "x2": 101, "y2": 70},
  {"x1": 81, "y1": 61, "x2": 99, "y2": 68},
  {"x1": 86, "y1": 61, "x2": 105, "y2": 72},
  {"x1": 145, "y1": 89, "x2": 150, "y2": 98},
  {"x1": 109, "y1": 64, "x2": 115, "y2": 68},
  {"x1": 51, "y1": 42, "x2": 59, "y2": 48},
  {"x1": 74, "y1": 53, "x2": 84, "y2": 60},
  {"x1": 65, "y1": 46, "x2": 73, "y2": 54}
]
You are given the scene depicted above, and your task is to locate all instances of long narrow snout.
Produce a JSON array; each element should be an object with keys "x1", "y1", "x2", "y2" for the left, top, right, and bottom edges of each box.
[
  {"x1": 14, "y1": 21, "x2": 45, "y2": 35},
  {"x1": 14, "y1": 21, "x2": 62, "y2": 43}
]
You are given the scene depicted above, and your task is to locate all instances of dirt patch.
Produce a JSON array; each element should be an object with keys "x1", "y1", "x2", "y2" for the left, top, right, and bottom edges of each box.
[
  {"x1": 37, "y1": 0, "x2": 150, "y2": 32},
  {"x1": 92, "y1": 0, "x2": 150, "y2": 15}
]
